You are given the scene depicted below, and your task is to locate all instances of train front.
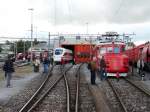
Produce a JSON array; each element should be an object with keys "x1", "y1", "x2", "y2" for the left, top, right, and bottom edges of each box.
[
  {"x1": 97, "y1": 42, "x2": 129, "y2": 77},
  {"x1": 104, "y1": 53, "x2": 129, "y2": 77}
]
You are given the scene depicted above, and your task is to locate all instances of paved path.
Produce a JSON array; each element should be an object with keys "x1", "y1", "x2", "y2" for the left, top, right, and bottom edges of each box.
[{"x1": 0, "y1": 69, "x2": 42, "y2": 104}]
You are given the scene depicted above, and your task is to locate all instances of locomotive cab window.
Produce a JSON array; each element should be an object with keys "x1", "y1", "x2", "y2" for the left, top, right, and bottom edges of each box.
[
  {"x1": 99, "y1": 47, "x2": 106, "y2": 54},
  {"x1": 107, "y1": 47, "x2": 113, "y2": 53},
  {"x1": 114, "y1": 47, "x2": 120, "y2": 53}
]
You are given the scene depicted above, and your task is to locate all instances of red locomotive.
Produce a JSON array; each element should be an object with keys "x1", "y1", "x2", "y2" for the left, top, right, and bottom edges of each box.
[
  {"x1": 125, "y1": 42, "x2": 150, "y2": 71},
  {"x1": 96, "y1": 32, "x2": 129, "y2": 77}
]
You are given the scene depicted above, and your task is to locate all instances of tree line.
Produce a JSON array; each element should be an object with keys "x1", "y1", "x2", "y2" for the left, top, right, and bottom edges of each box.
[{"x1": 0, "y1": 38, "x2": 40, "y2": 53}]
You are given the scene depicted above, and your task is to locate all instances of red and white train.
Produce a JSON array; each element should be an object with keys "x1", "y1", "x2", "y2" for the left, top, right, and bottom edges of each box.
[{"x1": 96, "y1": 33, "x2": 129, "y2": 77}]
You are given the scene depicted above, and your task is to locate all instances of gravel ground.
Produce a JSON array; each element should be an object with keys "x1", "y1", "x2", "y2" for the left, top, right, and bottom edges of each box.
[
  {"x1": 128, "y1": 67, "x2": 150, "y2": 91},
  {"x1": 82, "y1": 64, "x2": 111, "y2": 112}
]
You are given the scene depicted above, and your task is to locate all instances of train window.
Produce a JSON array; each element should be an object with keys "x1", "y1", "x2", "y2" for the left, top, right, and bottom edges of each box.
[
  {"x1": 99, "y1": 47, "x2": 106, "y2": 54},
  {"x1": 55, "y1": 49, "x2": 63, "y2": 55},
  {"x1": 107, "y1": 47, "x2": 113, "y2": 53},
  {"x1": 85, "y1": 53, "x2": 89, "y2": 58},
  {"x1": 87, "y1": 54, "x2": 90, "y2": 58},
  {"x1": 77, "y1": 52, "x2": 81, "y2": 57},
  {"x1": 114, "y1": 47, "x2": 120, "y2": 53},
  {"x1": 80, "y1": 53, "x2": 84, "y2": 58}
]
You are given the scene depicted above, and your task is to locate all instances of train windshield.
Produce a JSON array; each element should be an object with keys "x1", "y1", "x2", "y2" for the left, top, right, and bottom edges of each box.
[
  {"x1": 107, "y1": 47, "x2": 113, "y2": 53},
  {"x1": 55, "y1": 49, "x2": 63, "y2": 55},
  {"x1": 114, "y1": 47, "x2": 120, "y2": 53},
  {"x1": 99, "y1": 47, "x2": 106, "y2": 54}
]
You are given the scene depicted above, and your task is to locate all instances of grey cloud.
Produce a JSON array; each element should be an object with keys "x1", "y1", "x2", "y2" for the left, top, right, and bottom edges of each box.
[{"x1": 33, "y1": 0, "x2": 150, "y2": 25}]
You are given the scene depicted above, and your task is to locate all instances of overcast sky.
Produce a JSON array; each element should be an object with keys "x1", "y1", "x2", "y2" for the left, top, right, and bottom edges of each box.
[{"x1": 0, "y1": 0, "x2": 150, "y2": 45}]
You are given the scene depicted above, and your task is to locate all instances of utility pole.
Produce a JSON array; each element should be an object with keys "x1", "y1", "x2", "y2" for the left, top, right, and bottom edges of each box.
[
  {"x1": 86, "y1": 22, "x2": 92, "y2": 60},
  {"x1": 14, "y1": 42, "x2": 16, "y2": 58},
  {"x1": 28, "y1": 8, "x2": 34, "y2": 62},
  {"x1": 48, "y1": 32, "x2": 51, "y2": 60},
  {"x1": 86, "y1": 22, "x2": 89, "y2": 35},
  {"x1": 24, "y1": 40, "x2": 25, "y2": 56},
  {"x1": 16, "y1": 42, "x2": 17, "y2": 57}
]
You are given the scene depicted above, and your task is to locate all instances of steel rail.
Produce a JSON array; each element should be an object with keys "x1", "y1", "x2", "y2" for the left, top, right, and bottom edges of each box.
[
  {"x1": 63, "y1": 66, "x2": 71, "y2": 112},
  {"x1": 75, "y1": 63, "x2": 84, "y2": 112},
  {"x1": 107, "y1": 79, "x2": 128, "y2": 112},
  {"x1": 19, "y1": 65, "x2": 55, "y2": 112},
  {"x1": 124, "y1": 78, "x2": 150, "y2": 96},
  {"x1": 27, "y1": 74, "x2": 64, "y2": 112},
  {"x1": 62, "y1": 64, "x2": 74, "y2": 112},
  {"x1": 26, "y1": 64, "x2": 73, "y2": 112}
]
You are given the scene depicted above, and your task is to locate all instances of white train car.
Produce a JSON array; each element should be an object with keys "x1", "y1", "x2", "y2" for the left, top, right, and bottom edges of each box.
[{"x1": 53, "y1": 47, "x2": 73, "y2": 64}]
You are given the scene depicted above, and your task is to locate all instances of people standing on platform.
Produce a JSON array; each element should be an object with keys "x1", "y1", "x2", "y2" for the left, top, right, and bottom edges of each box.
[
  {"x1": 33, "y1": 57, "x2": 40, "y2": 72},
  {"x1": 137, "y1": 57, "x2": 144, "y2": 75},
  {"x1": 43, "y1": 57, "x2": 50, "y2": 74},
  {"x1": 88, "y1": 56, "x2": 97, "y2": 85},
  {"x1": 99, "y1": 56, "x2": 107, "y2": 80},
  {"x1": 3, "y1": 56, "x2": 15, "y2": 88}
]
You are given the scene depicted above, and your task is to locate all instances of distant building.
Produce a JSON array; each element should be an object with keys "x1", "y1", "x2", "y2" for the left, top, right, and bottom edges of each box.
[
  {"x1": 0, "y1": 44, "x2": 14, "y2": 54},
  {"x1": 28, "y1": 42, "x2": 53, "y2": 57}
]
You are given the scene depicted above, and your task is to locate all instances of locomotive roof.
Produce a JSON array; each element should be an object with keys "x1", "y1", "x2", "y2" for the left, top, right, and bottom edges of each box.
[{"x1": 96, "y1": 37, "x2": 125, "y2": 45}]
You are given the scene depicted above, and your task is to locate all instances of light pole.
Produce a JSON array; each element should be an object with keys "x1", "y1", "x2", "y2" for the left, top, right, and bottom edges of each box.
[
  {"x1": 48, "y1": 32, "x2": 51, "y2": 60},
  {"x1": 13, "y1": 42, "x2": 16, "y2": 58},
  {"x1": 86, "y1": 22, "x2": 88, "y2": 35},
  {"x1": 24, "y1": 40, "x2": 25, "y2": 56},
  {"x1": 86, "y1": 22, "x2": 92, "y2": 60},
  {"x1": 28, "y1": 8, "x2": 34, "y2": 62}
]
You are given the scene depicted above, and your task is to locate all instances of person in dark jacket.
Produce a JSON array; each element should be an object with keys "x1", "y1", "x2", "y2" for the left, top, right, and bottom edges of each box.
[
  {"x1": 43, "y1": 57, "x2": 50, "y2": 74},
  {"x1": 3, "y1": 57, "x2": 15, "y2": 87},
  {"x1": 88, "y1": 57, "x2": 97, "y2": 85},
  {"x1": 99, "y1": 56, "x2": 107, "y2": 80}
]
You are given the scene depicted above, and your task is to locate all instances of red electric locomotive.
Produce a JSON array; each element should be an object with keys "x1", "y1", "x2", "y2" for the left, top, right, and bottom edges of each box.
[{"x1": 96, "y1": 32, "x2": 129, "y2": 77}]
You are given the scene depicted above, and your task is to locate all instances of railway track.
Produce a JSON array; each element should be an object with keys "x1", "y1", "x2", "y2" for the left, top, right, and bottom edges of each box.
[
  {"x1": 65, "y1": 64, "x2": 83, "y2": 112},
  {"x1": 18, "y1": 65, "x2": 56, "y2": 112},
  {"x1": 1, "y1": 63, "x2": 95, "y2": 112},
  {"x1": 66, "y1": 63, "x2": 96, "y2": 112},
  {"x1": 106, "y1": 78, "x2": 150, "y2": 112},
  {"x1": 19, "y1": 64, "x2": 75, "y2": 112}
]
